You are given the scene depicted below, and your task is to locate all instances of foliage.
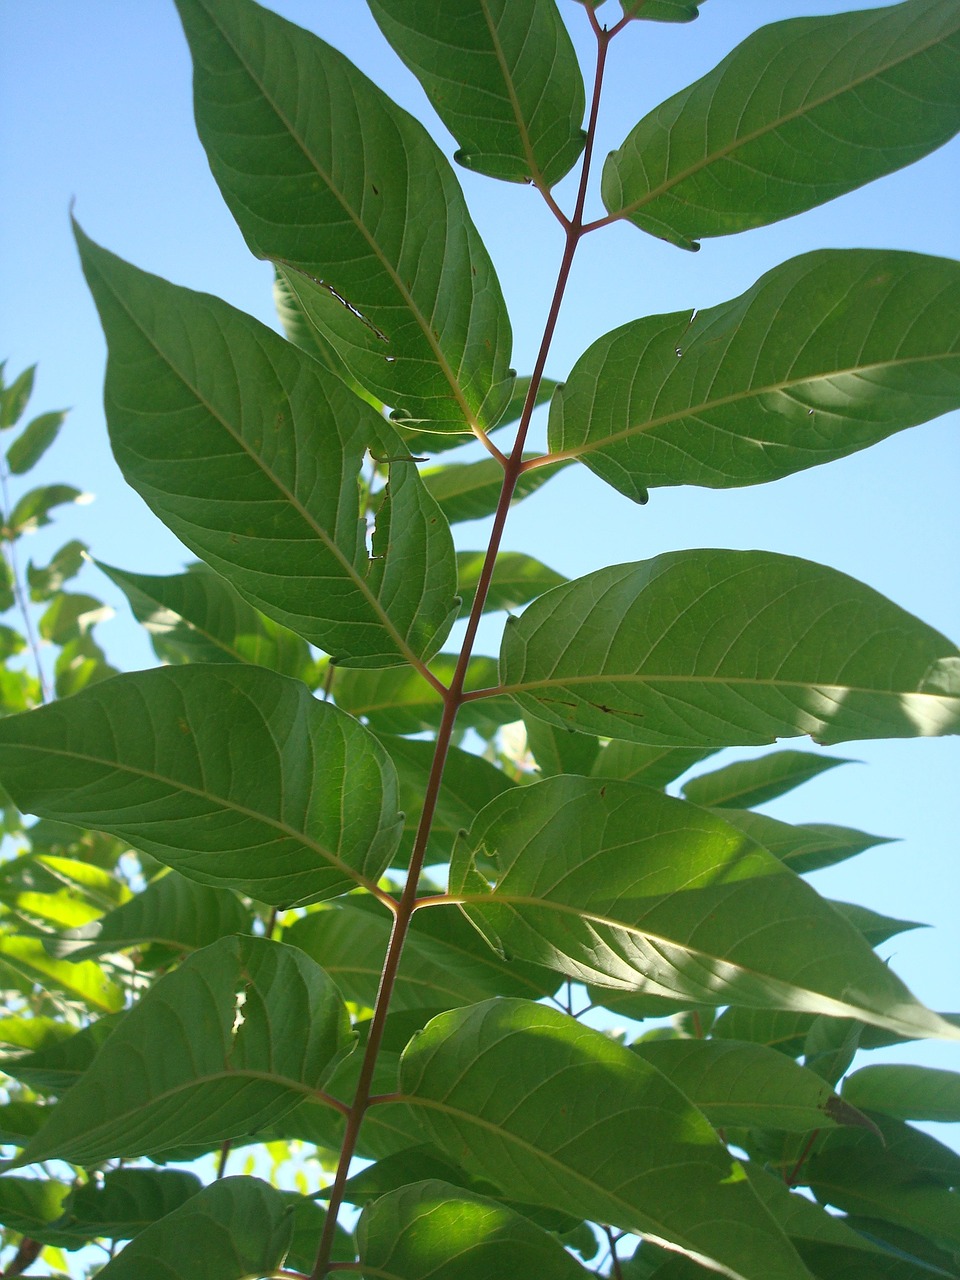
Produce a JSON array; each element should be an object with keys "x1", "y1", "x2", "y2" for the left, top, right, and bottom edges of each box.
[{"x1": 1, "y1": 2, "x2": 959, "y2": 1278}]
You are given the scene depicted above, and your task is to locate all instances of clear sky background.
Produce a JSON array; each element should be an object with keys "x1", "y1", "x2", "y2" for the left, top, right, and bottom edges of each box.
[{"x1": 1, "y1": 0, "x2": 958, "y2": 1138}]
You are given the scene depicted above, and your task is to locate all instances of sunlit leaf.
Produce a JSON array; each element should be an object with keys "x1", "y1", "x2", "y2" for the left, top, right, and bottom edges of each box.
[
  {"x1": 0, "y1": 664, "x2": 403, "y2": 906},
  {"x1": 398, "y1": 999, "x2": 810, "y2": 1279},
  {"x1": 12, "y1": 936, "x2": 353, "y2": 1167},
  {"x1": 499, "y1": 550, "x2": 960, "y2": 747},
  {"x1": 176, "y1": 0, "x2": 513, "y2": 432},
  {"x1": 549, "y1": 251, "x2": 960, "y2": 501},
  {"x1": 358, "y1": 1178, "x2": 594, "y2": 1279},
  {"x1": 0, "y1": 935, "x2": 123, "y2": 1013},
  {"x1": 602, "y1": 1, "x2": 960, "y2": 247},
  {"x1": 450, "y1": 776, "x2": 957, "y2": 1040},
  {"x1": 76, "y1": 226, "x2": 457, "y2": 667}
]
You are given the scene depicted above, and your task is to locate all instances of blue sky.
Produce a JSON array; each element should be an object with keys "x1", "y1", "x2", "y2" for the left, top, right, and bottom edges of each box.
[{"x1": 2, "y1": 0, "x2": 958, "y2": 1123}]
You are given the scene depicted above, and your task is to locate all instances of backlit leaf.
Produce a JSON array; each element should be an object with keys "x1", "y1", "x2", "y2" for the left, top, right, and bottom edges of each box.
[
  {"x1": 548, "y1": 251, "x2": 960, "y2": 500},
  {"x1": 5, "y1": 410, "x2": 66, "y2": 475},
  {"x1": 368, "y1": 0, "x2": 585, "y2": 186},
  {"x1": 0, "y1": 664, "x2": 403, "y2": 906},
  {"x1": 710, "y1": 810, "x2": 892, "y2": 876},
  {"x1": 13, "y1": 936, "x2": 353, "y2": 1167},
  {"x1": 498, "y1": 550, "x2": 960, "y2": 747},
  {"x1": 0, "y1": 935, "x2": 123, "y2": 1014},
  {"x1": 450, "y1": 776, "x2": 957, "y2": 1040},
  {"x1": 176, "y1": 0, "x2": 513, "y2": 432},
  {"x1": 682, "y1": 750, "x2": 853, "y2": 809},
  {"x1": 456, "y1": 551, "x2": 566, "y2": 619},
  {"x1": 332, "y1": 655, "x2": 515, "y2": 737},
  {"x1": 423, "y1": 456, "x2": 569, "y2": 524},
  {"x1": 602, "y1": 0, "x2": 960, "y2": 247},
  {"x1": 843, "y1": 1065, "x2": 960, "y2": 1124}
]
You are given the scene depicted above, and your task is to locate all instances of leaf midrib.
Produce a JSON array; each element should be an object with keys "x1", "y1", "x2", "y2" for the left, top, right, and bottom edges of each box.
[{"x1": 609, "y1": 8, "x2": 959, "y2": 223}]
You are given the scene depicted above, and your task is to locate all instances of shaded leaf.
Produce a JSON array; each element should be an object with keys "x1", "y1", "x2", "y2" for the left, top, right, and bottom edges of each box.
[
  {"x1": 711, "y1": 809, "x2": 893, "y2": 876},
  {"x1": 843, "y1": 1065, "x2": 960, "y2": 1125},
  {"x1": 498, "y1": 550, "x2": 960, "y2": 747},
  {"x1": 38, "y1": 591, "x2": 111, "y2": 645},
  {"x1": 682, "y1": 750, "x2": 853, "y2": 809},
  {"x1": 6, "y1": 484, "x2": 88, "y2": 537},
  {"x1": 392, "y1": 374, "x2": 560, "y2": 458},
  {"x1": 368, "y1": 0, "x2": 585, "y2": 186},
  {"x1": 829, "y1": 901, "x2": 924, "y2": 948},
  {"x1": 176, "y1": 0, "x2": 513, "y2": 432},
  {"x1": 99, "y1": 560, "x2": 318, "y2": 683},
  {"x1": 0, "y1": 1100, "x2": 47, "y2": 1146},
  {"x1": 524, "y1": 715, "x2": 601, "y2": 778},
  {"x1": 549, "y1": 251, "x2": 960, "y2": 501},
  {"x1": 620, "y1": 0, "x2": 704, "y2": 21},
  {"x1": 631, "y1": 1039, "x2": 875, "y2": 1134},
  {"x1": 0, "y1": 1016, "x2": 119, "y2": 1093},
  {"x1": 357, "y1": 1178, "x2": 593, "y2": 1279},
  {"x1": 398, "y1": 999, "x2": 810, "y2": 1279},
  {"x1": 12, "y1": 935, "x2": 352, "y2": 1167},
  {"x1": 27, "y1": 540, "x2": 87, "y2": 603},
  {"x1": 64, "y1": 871, "x2": 252, "y2": 961},
  {"x1": 423, "y1": 456, "x2": 569, "y2": 524},
  {"x1": 602, "y1": 1, "x2": 960, "y2": 247},
  {"x1": 53, "y1": 631, "x2": 120, "y2": 698},
  {"x1": 0, "y1": 664, "x2": 403, "y2": 906},
  {"x1": 77, "y1": 226, "x2": 457, "y2": 667},
  {"x1": 0, "y1": 1177, "x2": 72, "y2": 1245},
  {"x1": 591, "y1": 740, "x2": 714, "y2": 788},
  {"x1": 0, "y1": 365, "x2": 35, "y2": 430},
  {"x1": 450, "y1": 776, "x2": 957, "y2": 1040},
  {"x1": 456, "y1": 551, "x2": 566, "y2": 619},
  {"x1": 93, "y1": 1177, "x2": 295, "y2": 1280},
  {"x1": 55, "y1": 1168, "x2": 203, "y2": 1243}
]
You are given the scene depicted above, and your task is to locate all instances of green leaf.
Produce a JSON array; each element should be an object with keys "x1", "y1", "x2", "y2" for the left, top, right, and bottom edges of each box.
[
  {"x1": 6, "y1": 484, "x2": 89, "y2": 537},
  {"x1": 64, "y1": 871, "x2": 252, "y2": 961},
  {"x1": 398, "y1": 999, "x2": 810, "y2": 1280},
  {"x1": 12, "y1": 935, "x2": 353, "y2": 1167},
  {"x1": 378, "y1": 733, "x2": 514, "y2": 866},
  {"x1": 76, "y1": 225, "x2": 458, "y2": 668},
  {"x1": 332, "y1": 655, "x2": 515, "y2": 737},
  {"x1": 93, "y1": 1177, "x2": 296, "y2": 1280},
  {"x1": 843, "y1": 1065, "x2": 960, "y2": 1124},
  {"x1": 367, "y1": 0, "x2": 585, "y2": 186},
  {"x1": 0, "y1": 1101, "x2": 46, "y2": 1146},
  {"x1": 0, "y1": 1177, "x2": 72, "y2": 1244},
  {"x1": 0, "y1": 1015, "x2": 124, "y2": 1094},
  {"x1": 422, "y1": 456, "x2": 569, "y2": 524},
  {"x1": 0, "y1": 935, "x2": 124, "y2": 1013},
  {"x1": 456, "y1": 551, "x2": 566, "y2": 620},
  {"x1": 549, "y1": 250, "x2": 960, "y2": 501},
  {"x1": 450, "y1": 776, "x2": 957, "y2": 1040},
  {"x1": 524, "y1": 715, "x2": 601, "y2": 778},
  {"x1": 591, "y1": 740, "x2": 714, "y2": 788},
  {"x1": 53, "y1": 631, "x2": 120, "y2": 698},
  {"x1": 0, "y1": 365, "x2": 35, "y2": 429},
  {"x1": 0, "y1": 664, "x2": 403, "y2": 906},
  {"x1": 27, "y1": 539, "x2": 87, "y2": 603},
  {"x1": 357, "y1": 1178, "x2": 593, "y2": 1279},
  {"x1": 54, "y1": 1169, "x2": 203, "y2": 1243},
  {"x1": 829, "y1": 900, "x2": 923, "y2": 948},
  {"x1": 176, "y1": 0, "x2": 513, "y2": 434},
  {"x1": 286, "y1": 894, "x2": 548, "y2": 1013},
  {"x1": 708, "y1": 809, "x2": 892, "y2": 876},
  {"x1": 602, "y1": 0, "x2": 960, "y2": 247},
  {"x1": 99, "y1": 560, "x2": 319, "y2": 683},
  {"x1": 393, "y1": 375, "x2": 560, "y2": 458},
  {"x1": 682, "y1": 750, "x2": 853, "y2": 809},
  {"x1": 620, "y1": 0, "x2": 704, "y2": 21},
  {"x1": 631, "y1": 1039, "x2": 874, "y2": 1134},
  {"x1": 5, "y1": 410, "x2": 67, "y2": 475},
  {"x1": 38, "y1": 591, "x2": 111, "y2": 645},
  {"x1": 498, "y1": 549, "x2": 960, "y2": 747}
]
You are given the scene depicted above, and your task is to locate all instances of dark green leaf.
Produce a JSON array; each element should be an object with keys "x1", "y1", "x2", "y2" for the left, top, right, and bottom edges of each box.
[
  {"x1": 55, "y1": 1168, "x2": 203, "y2": 1242},
  {"x1": 27, "y1": 540, "x2": 87, "y2": 603},
  {"x1": 499, "y1": 550, "x2": 960, "y2": 747},
  {"x1": 93, "y1": 1177, "x2": 296, "y2": 1280},
  {"x1": 456, "y1": 551, "x2": 566, "y2": 620},
  {"x1": 602, "y1": 1, "x2": 960, "y2": 247},
  {"x1": 549, "y1": 251, "x2": 960, "y2": 501},
  {"x1": 13, "y1": 936, "x2": 353, "y2": 1167},
  {"x1": 368, "y1": 0, "x2": 585, "y2": 186},
  {"x1": 77, "y1": 226, "x2": 457, "y2": 667},
  {"x1": 393, "y1": 374, "x2": 560, "y2": 457},
  {"x1": 450, "y1": 776, "x2": 957, "y2": 1039},
  {"x1": 0, "y1": 1176, "x2": 72, "y2": 1245},
  {"x1": 682, "y1": 750, "x2": 853, "y2": 809},
  {"x1": 524, "y1": 715, "x2": 601, "y2": 778},
  {"x1": 0, "y1": 665, "x2": 403, "y2": 906},
  {"x1": 0, "y1": 624, "x2": 26, "y2": 661},
  {"x1": 99, "y1": 561, "x2": 319, "y2": 683},
  {"x1": 631, "y1": 1039, "x2": 874, "y2": 1133},
  {"x1": 357, "y1": 1179, "x2": 594, "y2": 1279},
  {"x1": 398, "y1": 999, "x2": 810, "y2": 1279},
  {"x1": 0, "y1": 1100, "x2": 47, "y2": 1146},
  {"x1": 64, "y1": 871, "x2": 252, "y2": 961},
  {"x1": 0, "y1": 365, "x2": 35, "y2": 429},
  {"x1": 332, "y1": 654, "x2": 515, "y2": 737},
  {"x1": 710, "y1": 809, "x2": 892, "y2": 876},
  {"x1": 843, "y1": 1065, "x2": 960, "y2": 1124},
  {"x1": 0, "y1": 1015, "x2": 123, "y2": 1094},
  {"x1": 7, "y1": 484, "x2": 88, "y2": 536},
  {"x1": 829, "y1": 901, "x2": 923, "y2": 948},
  {"x1": 620, "y1": 0, "x2": 704, "y2": 21},
  {"x1": 591, "y1": 740, "x2": 714, "y2": 788},
  {"x1": 422, "y1": 456, "x2": 569, "y2": 523},
  {"x1": 176, "y1": 0, "x2": 513, "y2": 433},
  {"x1": 5, "y1": 410, "x2": 67, "y2": 475}
]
